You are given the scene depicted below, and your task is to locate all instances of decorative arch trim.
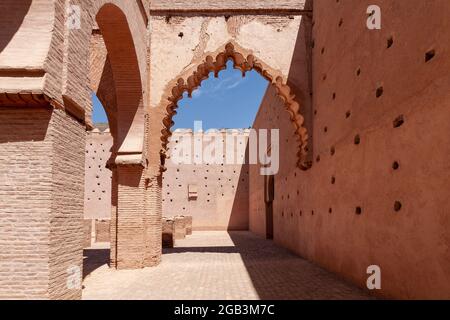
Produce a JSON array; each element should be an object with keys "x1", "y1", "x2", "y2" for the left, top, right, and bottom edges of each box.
[{"x1": 160, "y1": 43, "x2": 310, "y2": 170}]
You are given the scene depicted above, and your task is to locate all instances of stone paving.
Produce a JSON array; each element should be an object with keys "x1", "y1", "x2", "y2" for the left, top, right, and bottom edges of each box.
[{"x1": 82, "y1": 231, "x2": 372, "y2": 300}]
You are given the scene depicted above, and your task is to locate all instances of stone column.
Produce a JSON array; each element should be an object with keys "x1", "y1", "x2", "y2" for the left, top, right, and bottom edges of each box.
[{"x1": 113, "y1": 166, "x2": 162, "y2": 269}]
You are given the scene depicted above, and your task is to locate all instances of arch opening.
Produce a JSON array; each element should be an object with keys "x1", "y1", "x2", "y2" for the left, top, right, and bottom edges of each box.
[{"x1": 160, "y1": 43, "x2": 310, "y2": 170}]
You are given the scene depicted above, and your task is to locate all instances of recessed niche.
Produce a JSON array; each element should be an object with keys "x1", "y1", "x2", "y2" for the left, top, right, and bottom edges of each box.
[
  {"x1": 392, "y1": 161, "x2": 400, "y2": 170},
  {"x1": 338, "y1": 18, "x2": 343, "y2": 27},
  {"x1": 425, "y1": 50, "x2": 435, "y2": 62},
  {"x1": 393, "y1": 115, "x2": 404, "y2": 128},
  {"x1": 332, "y1": 92, "x2": 336, "y2": 100},
  {"x1": 316, "y1": 155, "x2": 321, "y2": 163},
  {"x1": 311, "y1": 210, "x2": 315, "y2": 216},
  {"x1": 324, "y1": 126, "x2": 328, "y2": 133},
  {"x1": 376, "y1": 86, "x2": 384, "y2": 98},
  {"x1": 356, "y1": 68, "x2": 361, "y2": 76},
  {"x1": 394, "y1": 201, "x2": 402, "y2": 212},
  {"x1": 329, "y1": 208, "x2": 332, "y2": 214},
  {"x1": 387, "y1": 36, "x2": 394, "y2": 48},
  {"x1": 321, "y1": 47, "x2": 325, "y2": 55},
  {"x1": 346, "y1": 111, "x2": 351, "y2": 118},
  {"x1": 330, "y1": 146, "x2": 336, "y2": 156},
  {"x1": 355, "y1": 207, "x2": 362, "y2": 215},
  {"x1": 331, "y1": 176, "x2": 336, "y2": 184},
  {"x1": 354, "y1": 134, "x2": 361, "y2": 145}
]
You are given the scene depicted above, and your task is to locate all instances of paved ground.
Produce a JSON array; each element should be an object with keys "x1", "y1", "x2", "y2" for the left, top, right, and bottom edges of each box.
[{"x1": 82, "y1": 231, "x2": 372, "y2": 300}]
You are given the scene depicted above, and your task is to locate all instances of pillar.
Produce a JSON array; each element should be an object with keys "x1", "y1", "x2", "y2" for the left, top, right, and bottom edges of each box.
[
  {"x1": 0, "y1": 106, "x2": 85, "y2": 299},
  {"x1": 112, "y1": 166, "x2": 161, "y2": 269}
]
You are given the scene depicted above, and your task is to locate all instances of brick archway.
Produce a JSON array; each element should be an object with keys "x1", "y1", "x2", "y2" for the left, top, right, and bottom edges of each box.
[
  {"x1": 0, "y1": 0, "x2": 153, "y2": 299},
  {"x1": 160, "y1": 43, "x2": 311, "y2": 170},
  {"x1": 92, "y1": 3, "x2": 146, "y2": 164},
  {"x1": 89, "y1": 2, "x2": 161, "y2": 271}
]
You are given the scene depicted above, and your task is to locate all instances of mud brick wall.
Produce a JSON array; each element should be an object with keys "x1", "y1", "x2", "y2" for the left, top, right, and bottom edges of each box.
[
  {"x1": 173, "y1": 216, "x2": 186, "y2": 240},
  {"x1": 250, "y1": 0, "x2": 450, "y2": 299},
  {"x1": 95, "y1": 220, "x2": 110, "y2": 242},
  {"x1": 162, "y1": 130, "x2": 250, "y2": 231},
  {"x1": 0, "y1": 107, "x2": 84, "y2": 300}
]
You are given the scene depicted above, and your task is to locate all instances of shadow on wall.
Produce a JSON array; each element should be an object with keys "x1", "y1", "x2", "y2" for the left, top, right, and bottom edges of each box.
[
  {"x1": 287, "y1": 0, "x2": 314, "y2": 164},
  {"x1": 165, "y1": 232, "x2": 371, "y2": 299},
  {"x1": 0, "y1": 0, "x2": 32, "y2": 53},
  {"x1": 227, "y1": 159, "x2": 250, "y2": 230},
  {"x1": 229, "y1": 0, "x2": 314, "y2": 231}
]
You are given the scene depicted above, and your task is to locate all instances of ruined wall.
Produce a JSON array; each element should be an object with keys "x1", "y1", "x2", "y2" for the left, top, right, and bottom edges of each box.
[
  {"x1": 250, "y1": 0, "x2": 450, "y2": 299},
  {"x1": 163, "y1": 129, "x2": 249, "y2": 230}
]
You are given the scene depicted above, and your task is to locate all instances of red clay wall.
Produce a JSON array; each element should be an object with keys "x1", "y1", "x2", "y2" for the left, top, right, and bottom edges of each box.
[{"x1": 250, "y1": 0, "x2": 450, "y2": 299}]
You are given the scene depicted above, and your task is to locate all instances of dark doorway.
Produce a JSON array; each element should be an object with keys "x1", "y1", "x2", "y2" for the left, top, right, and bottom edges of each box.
[{"x1": 264, "y1": 175, "x2": 274, "y2": 239}]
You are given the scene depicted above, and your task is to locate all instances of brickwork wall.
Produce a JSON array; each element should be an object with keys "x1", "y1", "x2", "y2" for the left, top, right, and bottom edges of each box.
[
  {"x1": 0, "y1": 107, "x2": 53, "y2": 299},
  {"x1": 250, "y1": 0, "x2": 450, "y2": 299},
  {"x1": 48, "y1": 109, "x2": 85, "y2": 300},
  {"x1": 162, "y1": 130, "x2": 249, "y2": 230},
  {"x1": 0, "y1": 107, "x2": 84, "y2": 300}
]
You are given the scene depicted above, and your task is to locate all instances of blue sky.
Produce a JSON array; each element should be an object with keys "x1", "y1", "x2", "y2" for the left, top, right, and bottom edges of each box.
[{"x1": 92, "y1": 61, "x2": 269, "y2": 129}]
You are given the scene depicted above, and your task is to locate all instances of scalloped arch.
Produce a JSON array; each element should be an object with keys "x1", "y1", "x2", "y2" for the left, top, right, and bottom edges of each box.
[{"x1": 160, "y1": 43, "x2": 310, "y2": 170}]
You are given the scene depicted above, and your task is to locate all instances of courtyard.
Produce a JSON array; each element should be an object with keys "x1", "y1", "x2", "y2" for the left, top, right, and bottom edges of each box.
[{"x1": 82, "y1": 231, "x2": 371, "y2": 300}]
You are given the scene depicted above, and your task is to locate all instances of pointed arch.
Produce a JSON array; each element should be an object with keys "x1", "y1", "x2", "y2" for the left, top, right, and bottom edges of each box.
[{"x1": 160, "y1": 42, "x2": 310, "y2": 170}]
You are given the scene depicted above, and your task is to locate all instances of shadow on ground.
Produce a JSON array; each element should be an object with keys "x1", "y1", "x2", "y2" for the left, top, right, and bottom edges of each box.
[
  {"x1": 83, "y1": 249, "x2": 110, "y2": 280},
  {"x1": 163, "y1": 231, "x2": 373, "y2": 300}
]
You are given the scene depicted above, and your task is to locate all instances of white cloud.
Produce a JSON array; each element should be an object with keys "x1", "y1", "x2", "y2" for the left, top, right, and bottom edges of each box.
[{"x1": 191, "y1": 88, "x2": 202, "y2": 98}]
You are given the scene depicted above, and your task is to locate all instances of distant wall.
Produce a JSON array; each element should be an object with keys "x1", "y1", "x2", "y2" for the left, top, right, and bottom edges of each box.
[
  {"x1": 84, "y1": 126, "x2": 112, "y2": 220},
  {"x1": 84, "y1": 128, "x2": 249, "y2": 234},
  {"x1": 162, "y1": 129, "x2": 249, "y2": 230},
  {"x1": 83, "y1": 126, "x2": 112, "y2": 246},
  {"x1": 250, "y1": 0, "x2": 450, "y2": 299}
]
